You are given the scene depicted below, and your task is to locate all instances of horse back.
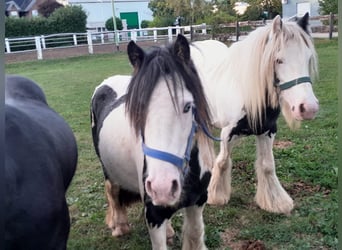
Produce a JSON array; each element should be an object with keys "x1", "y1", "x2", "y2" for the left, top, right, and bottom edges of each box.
[
  {"x1": 91, "y1": 75, "x2": 130, "y2": 156},
  {"x1": 91, "y1": 75, "x2": 142, "y2": 194},
  {"x1": 5, "y1": 75, "x2": 77, "y2": 249}
]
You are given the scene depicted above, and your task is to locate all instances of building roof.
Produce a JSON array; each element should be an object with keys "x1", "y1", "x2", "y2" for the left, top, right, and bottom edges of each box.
[{"x1": 5, "y1": 0, "x2": 36, "y2": 12}]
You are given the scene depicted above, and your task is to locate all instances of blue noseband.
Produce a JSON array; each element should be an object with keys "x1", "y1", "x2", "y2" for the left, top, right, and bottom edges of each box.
[
  {"x1": 142, "y1": 107, "x2": 198, "y2": 172},
  {"x1": 141, "y1": 106, "x2": 220, "y2": 172}
]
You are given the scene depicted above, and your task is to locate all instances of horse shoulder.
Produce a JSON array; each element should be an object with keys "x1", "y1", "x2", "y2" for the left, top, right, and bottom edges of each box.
[{"x1": 5, "y1": 104, "x2": 76, "y2": 249}]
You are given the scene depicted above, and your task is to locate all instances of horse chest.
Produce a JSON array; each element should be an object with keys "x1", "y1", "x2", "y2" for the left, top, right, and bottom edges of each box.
[{"x1": 229, "y1": 105, "x2": 281, "y2": 140}]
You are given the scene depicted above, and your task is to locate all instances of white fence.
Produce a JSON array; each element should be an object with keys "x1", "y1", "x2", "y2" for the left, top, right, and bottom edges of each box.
[
  {"x1": 5, "y1": 24, "x2": 208, "y2": 60},
  {"x1": 5, "y1": 14, "x2": 337, "y2": 61}
]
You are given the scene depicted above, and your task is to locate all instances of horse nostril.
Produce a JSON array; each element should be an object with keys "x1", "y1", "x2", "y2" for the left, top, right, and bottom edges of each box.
[
  {"x1": 171, "y1": 180, "x2": 178, "y2": 197},
  {"x1": 146, "y1": 180, "x2": 152, "y2": 194},
  {"x1": 299, "y1": 103, "x2": 306, "y2": 113}
]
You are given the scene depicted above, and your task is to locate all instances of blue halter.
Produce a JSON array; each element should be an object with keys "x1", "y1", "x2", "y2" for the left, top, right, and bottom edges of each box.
[
  {"x1": 141, "y1": 106, "x2": 220, "y2": 173},
  {"x1": 141, "y1": 108, "x2": 197, "y2": 173}
]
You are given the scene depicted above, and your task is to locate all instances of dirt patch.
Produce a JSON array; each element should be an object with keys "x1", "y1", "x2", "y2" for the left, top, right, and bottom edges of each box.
[
  {"x1": 273, "y1": 140, "x2": 294, "y2": 149},
  {"x1": 285, "y1": 181, "x2": 331, "y2": 198},
  {"x1": 220, "y1": 229, "x2": 266, "y2": 250}
]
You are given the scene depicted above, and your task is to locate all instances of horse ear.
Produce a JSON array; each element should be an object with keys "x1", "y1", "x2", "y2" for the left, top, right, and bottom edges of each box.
[
  {"x1": 272, "y1": 15, "x2": 282, "y2": 35},
  {"x1": 127, "y1": 41, "x2": 145, "y2": 70},
  {"x1": 173, "y1": 34, "x2": 190, "y2": 64},
  {"x1": 297, "y1": 12, "x2": 310, "y2": 33}
]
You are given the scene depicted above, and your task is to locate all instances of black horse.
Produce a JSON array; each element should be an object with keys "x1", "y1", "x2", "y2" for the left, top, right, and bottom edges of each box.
[{"x1": 5, "y1": 75, "x2": 78, "y2": 250}]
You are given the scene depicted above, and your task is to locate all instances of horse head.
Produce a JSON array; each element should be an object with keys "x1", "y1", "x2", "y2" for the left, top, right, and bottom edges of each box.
[
  {"x1": 269, "y1": 13, "x2": 319, "y2": 127},
  {"x1": 125, "y1": 34, "x2": 211, "y2": 207}
]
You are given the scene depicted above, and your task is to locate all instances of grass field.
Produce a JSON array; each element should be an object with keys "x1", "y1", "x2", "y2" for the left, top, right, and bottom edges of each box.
[{"x1": 5, "y1": 38, "x2": 338, "y2": 249}]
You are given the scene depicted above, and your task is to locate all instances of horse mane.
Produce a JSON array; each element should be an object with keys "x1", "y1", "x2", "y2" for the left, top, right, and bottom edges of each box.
[
  {"x1": 227, "y1": 20, "x2": 318, "y2": 130},
  {"x1": 125, "y1": 43, "x2": 212, "y2": 137}
]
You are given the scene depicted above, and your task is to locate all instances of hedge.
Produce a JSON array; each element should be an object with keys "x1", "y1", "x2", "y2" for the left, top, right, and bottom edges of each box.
[{"x1": 5, "y1": 6, "x2": 87, "y2": 38}]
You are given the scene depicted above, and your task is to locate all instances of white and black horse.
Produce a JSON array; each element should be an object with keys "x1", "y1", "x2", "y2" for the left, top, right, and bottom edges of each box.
[
  {"x1": 190, "y1": 13, "x2": 319, "y2": 214},
  {"x1": 91, "y1": 35, "x2": 215, "y2": 249},
  {"x1": 5, "y1": 75, "x2": 78, "y2": 249}
]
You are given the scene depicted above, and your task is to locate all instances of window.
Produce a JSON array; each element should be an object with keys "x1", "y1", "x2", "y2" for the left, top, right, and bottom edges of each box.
[
  {"x1": 32, "y1": 9, "x2": 38, "y2": 17},
  {"x1": 10, "y1": 11, "x2": 18, "y2": 17},
  {"x1": 297, "y1": 2, "x2": 311, "y2": 17}
]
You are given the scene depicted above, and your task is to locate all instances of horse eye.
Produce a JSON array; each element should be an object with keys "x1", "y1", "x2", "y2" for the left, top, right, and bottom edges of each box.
[
  {"x1": 276, "y1": 58, "x2": 283, "y2": 64},
  {"x1": 183, "y1": 102, "x2": 192, "y2": 113}
]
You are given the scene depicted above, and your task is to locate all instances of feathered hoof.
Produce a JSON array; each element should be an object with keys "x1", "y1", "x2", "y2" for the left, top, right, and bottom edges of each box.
[
  {"x1": 207, "y1": 189, "x2": 230, "y2": 206},
  {"x1": 255, "y1": 192, "x2": 294, "y2": 215}
]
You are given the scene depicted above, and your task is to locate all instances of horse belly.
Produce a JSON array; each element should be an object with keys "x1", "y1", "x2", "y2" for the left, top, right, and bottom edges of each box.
[{"x1": 98, "y1": 108, "x2": 142, "y2": 194}]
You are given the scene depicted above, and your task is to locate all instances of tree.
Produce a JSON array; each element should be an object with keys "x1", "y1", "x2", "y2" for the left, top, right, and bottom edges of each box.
[
  {"x1": 318, "y1": 0, "x2": 338, "y2": 14},
  {"x1": 148, "y1": 0, "x2": 212, "y2": 26},
  {"x1": 141, "y1": 20, "x2": 151, "y2": 28},
  {"x1": 38, "y1": 0, "x2": 63, "y2": 18},
  {"x1": 105, "y1": 17, "x2": 123, "y2": 31},
  {"x1": 243, "y1": 0, "x2": 282, "y2": 20},
  {"x1": 49, "y1": 6, "x2": 87, "y2": 33}
]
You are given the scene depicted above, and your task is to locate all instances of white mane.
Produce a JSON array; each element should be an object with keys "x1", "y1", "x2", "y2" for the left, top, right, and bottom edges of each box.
[{"x1": 223, "y1": 20, "x2": 318, "y2": 129}]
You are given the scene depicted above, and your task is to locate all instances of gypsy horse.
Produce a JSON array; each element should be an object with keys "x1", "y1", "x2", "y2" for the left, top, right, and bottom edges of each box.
[
  {"x1": 190, "y1": 13, "x2": 319, "y2": 214},
  {"x1": 91, "y1": 34, "x2": 214, "y2": 249},
  {"x1": 5, "y1": 75, "x2": 78, "y2": 249}
]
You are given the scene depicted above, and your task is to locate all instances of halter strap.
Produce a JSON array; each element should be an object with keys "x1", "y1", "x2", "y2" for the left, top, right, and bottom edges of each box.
[
  {"x1": 141, "y1": 106, "x2": 220, "y2": 172},
  {"x1": 142, "y1": 143, "x2": 185, "y2": 169},
  {"x1": 200, "y1": 123, "x2": 221, "y2": 141},
  {"x1": 141, "y1": 108, "x2": 198, "y2": 172},
  {"x1": 275, "y1": 76, "x2": 312, "y2": 91}
]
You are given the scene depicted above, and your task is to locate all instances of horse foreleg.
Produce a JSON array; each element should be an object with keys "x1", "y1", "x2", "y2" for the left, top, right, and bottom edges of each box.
[
  {"x1": 182, "y1": 205, "x2": 207, "y2": 250},
  {"x1": 147, "y1": 219, "x2": 168, "y2": 250},
  {"x1": 254, "y1": 133, "x2": 293, "y2": 214},
  {"x1": 104, "y1": 180, "x2": 130, "y2": 236},
  {"x1": 207, "y1": 127, "x2": 235, "y2": 205},
  {"x1": 166, "y1": 219, "x2": 175, "y2": 246}
]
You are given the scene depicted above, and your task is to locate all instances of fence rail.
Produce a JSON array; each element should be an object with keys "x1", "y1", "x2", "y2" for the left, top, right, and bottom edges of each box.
[
  {"x1": 5, "y1": 14, "x2": 338, "y2": 62},
  {"x1": 5, "y1": 24, "x2": 208, "y2": 60}
]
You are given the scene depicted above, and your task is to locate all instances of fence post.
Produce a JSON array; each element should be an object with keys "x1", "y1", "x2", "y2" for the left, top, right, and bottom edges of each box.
[
  {"x1": 87, "y1": 31, "x2": 93, "y2": 54},
  {"x1": 35, "y1": 36, "x2": 43, "y2": 60},
  {"x1": 168, "y1": 27, "x2": 173, "y2": 43},
  {"x1": 41, "y1": 35, "x2": 46, "y2": 49},
  {"x1": 153, "y1": 28, "x2": 157, "y2": 42},
  {"x1": 73, "y1": 34, "x2": 78, "y2": 45},
  {"x1": 329, "y1": 12, "x2": 333, "y2": 40},
  {"x1": 100, "y1": 33, "x2": 104, "y2": 44},
  {"x1": 202, "y1": 23, "x2": 207, "y2": 35},
  {"x1": 5, "y1": 38, "x2": 11, "y2": 53},
  {"x1": 176, "y1": 26, "x2": 180, "y2": 35},
  {"x1": 131, "y1": 29, "x2": 137, "y2": 42}
]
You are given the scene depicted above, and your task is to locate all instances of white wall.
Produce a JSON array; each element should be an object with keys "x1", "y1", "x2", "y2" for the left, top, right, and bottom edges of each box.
[{"x1": 69, "y1": 0, "x2": 153, "y2": 29}]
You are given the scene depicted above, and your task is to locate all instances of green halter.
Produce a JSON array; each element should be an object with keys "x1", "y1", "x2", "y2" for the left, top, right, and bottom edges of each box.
[{"x1": 275, "y1": 76, "x2": 312, "y2": 91}]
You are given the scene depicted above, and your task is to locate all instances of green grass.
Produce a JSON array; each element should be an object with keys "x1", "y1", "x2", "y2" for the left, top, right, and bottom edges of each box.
[{"x1": 5, "y1": 38, "x2": 338, "y2": 249}]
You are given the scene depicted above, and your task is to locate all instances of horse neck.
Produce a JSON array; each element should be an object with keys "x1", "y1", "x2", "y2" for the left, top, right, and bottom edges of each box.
[{"x1": 226, "y1": 27, "x2": 279, "y2": 127}]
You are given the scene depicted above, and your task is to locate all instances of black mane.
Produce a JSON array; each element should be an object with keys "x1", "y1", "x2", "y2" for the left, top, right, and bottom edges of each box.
[{"x1": 125, "y1": 41, "x2": 211, "y2": 136}]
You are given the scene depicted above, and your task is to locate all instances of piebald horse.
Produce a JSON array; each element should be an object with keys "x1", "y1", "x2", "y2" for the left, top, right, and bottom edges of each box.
[
  {"x1": 91, "y1": 35, "x2": 214, "y2": 249},
  {"x1": 190, "y1": 13, "x2": 319, "y2": 214}
]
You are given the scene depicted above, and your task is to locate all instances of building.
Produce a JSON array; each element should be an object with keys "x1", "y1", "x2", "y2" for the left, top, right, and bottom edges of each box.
[
  {"x1": 5, "y1": 0, "x2": 41, "y2": 17},
  {"x1": 282, "y1": 0, "x2": 320, "y2": 18},
  {"x1": 68, "y1": 0, "x2": 153, "y2": 31},
  {"x1": 5, "y1": 0, "x2": 67, "y2": 18}
]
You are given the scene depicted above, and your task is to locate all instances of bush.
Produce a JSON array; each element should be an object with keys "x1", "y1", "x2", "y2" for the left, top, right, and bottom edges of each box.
[
  {"x1": 140, "y1": 20, "x2": 150, "y2": 28},
  {"x1": 49, "y1": 6, "x2": 87, "y2": 33},
  {"x1": 5, "y1": 5, "x2": 87, "y2": 38},
  {"x1": 105, "y1": 17, "x2": 123, "y2": 31}
]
